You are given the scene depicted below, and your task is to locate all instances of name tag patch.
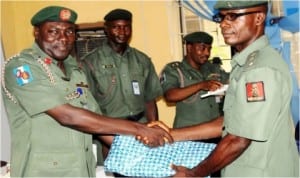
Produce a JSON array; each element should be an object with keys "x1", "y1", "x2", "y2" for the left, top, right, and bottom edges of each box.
[{"x1": 246, "y1": 81, "x2": 265, "y2": 102}]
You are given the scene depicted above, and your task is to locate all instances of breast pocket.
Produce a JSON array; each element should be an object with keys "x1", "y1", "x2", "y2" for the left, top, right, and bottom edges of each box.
[
  {"x1": 223, "y1": 78, "x2": 237, "y2": 112},
  {"x1": 129, "y1": 69, "x2": 146, "y2": 96},
  {"x1": 93, "y1": 69, "x2": 117, "y2": 101}
]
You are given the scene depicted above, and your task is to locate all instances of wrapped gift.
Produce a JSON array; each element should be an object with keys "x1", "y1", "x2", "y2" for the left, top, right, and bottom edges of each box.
[{"x1": 104, "y1": 135, "x2": 216, "y2": 177}]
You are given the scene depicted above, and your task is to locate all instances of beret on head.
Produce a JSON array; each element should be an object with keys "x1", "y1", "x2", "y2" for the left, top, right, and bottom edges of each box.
[
  {"x1": 184, "y1": 31, "x2": 213, "y2": 44},
  {"x1": 104, "y1": 8, "x2": 132, "y2": 21},
  {"x1": 31, "y1": 6, "x2": 77, "y2": 26},
  {"x1": 214, "y1": 0, "x2": 268, "y2": 10}
]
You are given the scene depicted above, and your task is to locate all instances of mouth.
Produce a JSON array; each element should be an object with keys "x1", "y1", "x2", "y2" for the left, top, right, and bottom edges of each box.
[
  {"x1": 200, "y1": 56, "x2": 208, "y2": 60},
  {"x1": 55, "y1": 45, "x2": 70, "y2": 52},
  {"x1": 117, "y1": 37, "x2": 127, "y2": 42},
  {"x1": 198, "y1": 57, "x2": 208, "y2": 63},
  {"x1": 222, "y1": 31, "x2": 234, "y2": 38}
]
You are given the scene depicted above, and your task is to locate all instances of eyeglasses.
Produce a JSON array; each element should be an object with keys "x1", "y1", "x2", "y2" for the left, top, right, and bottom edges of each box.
[{"x1": 212, "y1": 11, "x2": 261, "y2": 23}]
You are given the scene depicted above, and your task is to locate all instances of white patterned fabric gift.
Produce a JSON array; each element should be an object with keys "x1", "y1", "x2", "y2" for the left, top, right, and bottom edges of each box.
[{"x1": 104, "y1": 135, "x2": 216, "y2": 177}]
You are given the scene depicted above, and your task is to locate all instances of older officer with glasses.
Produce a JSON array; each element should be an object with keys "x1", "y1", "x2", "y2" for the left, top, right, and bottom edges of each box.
[{"x1": 170, "y1": 0, "x2": 299, "y2": 177}]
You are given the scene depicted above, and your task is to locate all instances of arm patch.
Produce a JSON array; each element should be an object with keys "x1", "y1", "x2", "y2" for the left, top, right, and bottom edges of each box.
[{"x1": 246, "y1": 81, "x2": 265, "y2": 102}]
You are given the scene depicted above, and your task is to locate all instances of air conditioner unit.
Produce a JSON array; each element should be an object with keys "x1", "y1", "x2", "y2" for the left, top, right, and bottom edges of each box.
[{"x1": 75, "y1": 21, "x2": 107, "y2": 59}]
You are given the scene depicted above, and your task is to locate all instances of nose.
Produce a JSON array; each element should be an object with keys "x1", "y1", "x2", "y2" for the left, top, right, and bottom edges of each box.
[
  {"x1": 59, "y1": 31, "x2": 68, "y2": 43},
  {"x1": 118, "y1": 27, "x2": 126, "y2": 35},
  {"x1": 219, "y1": 19, "x2": 229, "y2": 29},
  {"x1": 204, "y1": 47, "x2": 211, "y2": 56}
]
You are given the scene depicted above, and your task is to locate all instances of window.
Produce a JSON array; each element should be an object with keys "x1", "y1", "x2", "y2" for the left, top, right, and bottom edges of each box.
[
  {"x1": 74, "y1": 22, "x2": 106, "y2": 59},
  {"x1": 181, "y1": 7, "x2": 232, "y2": 72}
]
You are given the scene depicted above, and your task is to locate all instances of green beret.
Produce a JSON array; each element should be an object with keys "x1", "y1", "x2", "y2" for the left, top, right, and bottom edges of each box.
[
  {"x1": 31, "y1": 6, "x2": 77, "y2": 26},
  {"x1": 104, "y1": 8, "x2": 132, "y2": 21},
  {"x1": 214, "y1": 0, "x2": 268, "y2": 10},
  {"x1": 184, "y1": 32, "x2": 213, "y2": 44}
]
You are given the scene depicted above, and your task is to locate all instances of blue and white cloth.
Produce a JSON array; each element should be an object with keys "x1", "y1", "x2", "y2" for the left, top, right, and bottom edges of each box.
[{"x1": 104, "y1": 135, "x2": 216, "y2": 177}]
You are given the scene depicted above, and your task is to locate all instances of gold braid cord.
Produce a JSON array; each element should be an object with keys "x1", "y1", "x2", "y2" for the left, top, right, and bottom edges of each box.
[
  {"x1": 37, "y1": 57, "x2": 55, "y2": 84},
  {"x1": 1, "y1": 54, "x2": 19, "y2": 104},
  {"x1": 176, "y1": 67, "x2": 199, "y2": 103}
]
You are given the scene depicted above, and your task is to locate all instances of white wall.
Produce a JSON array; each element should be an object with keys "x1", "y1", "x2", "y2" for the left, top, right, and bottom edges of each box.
[{"x1": 1, "y1": 39, "x2": 11, "y2": 162}]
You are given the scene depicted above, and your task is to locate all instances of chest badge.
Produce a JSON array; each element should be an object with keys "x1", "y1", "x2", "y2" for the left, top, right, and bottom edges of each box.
[
  {"x1": 76, "y1": 82, "x2": 89, "y2": 96},
  {"x1": 132, "y1": 80, "x2": 140, "y2": 95}
]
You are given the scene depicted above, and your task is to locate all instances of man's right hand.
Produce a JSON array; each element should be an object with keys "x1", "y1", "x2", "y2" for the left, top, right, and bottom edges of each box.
[
  {"x1": 200, "y1": 80, "x2": 223, "y2": 91},
  {"x1": 136, "y1": 121, "x2": 173, "y2": 147}
]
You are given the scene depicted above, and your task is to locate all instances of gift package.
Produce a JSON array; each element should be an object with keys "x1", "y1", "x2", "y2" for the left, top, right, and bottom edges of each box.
[{"x1": 104, "y1": 135, "x2": 216, "y2": 177}]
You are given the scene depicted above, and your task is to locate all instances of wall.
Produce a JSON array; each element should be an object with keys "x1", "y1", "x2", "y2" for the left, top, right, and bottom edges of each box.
[
  {"x1": 1, "y1": 0, "x2": 183, "y2": 127},
  {"x1": 1, "y1": 40, "x2": 10, "y2": 162}
]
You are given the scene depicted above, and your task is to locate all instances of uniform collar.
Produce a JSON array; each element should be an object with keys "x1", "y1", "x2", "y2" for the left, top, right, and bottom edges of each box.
[
  {"x1": 32, "y1": 42, "x2": 78, "y2": 69},
  {"x1": 32, "y1": 42, "x2": 51, "y2": 61},
  {"x1": 102, "y1": 39, "x2": 131, "y2": 57},
  {"x1": 231, "y1": 35, "x2": 269, "y2": 67},
  {"x1": 182, "y1": 57, "x2": 200, "y2": 72}
]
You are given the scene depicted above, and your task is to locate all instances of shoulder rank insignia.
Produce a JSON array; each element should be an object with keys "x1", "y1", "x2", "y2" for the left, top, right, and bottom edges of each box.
[
  {"x1": 170, "y1": 62, "x2": 180, "y2": 68},
  {"x1": 13, "y1": 64, "x2": 33, "y2": 86},
  {"x1": 246, "y1": 81, "x2": 265, "y2": 102},
  {"x1": 245, "y1": 51, "x2": 258, "y2": 67},
  {"x1": 159, "y1": 72, "x2": 166, "y2": 84}
]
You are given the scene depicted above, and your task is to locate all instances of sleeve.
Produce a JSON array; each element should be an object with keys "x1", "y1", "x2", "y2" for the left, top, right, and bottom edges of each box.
[
  {"x1": 80, "y1": 57, "x2": 98, "y2": 98},
  {"x1": 5, "y1": 60, "x2": 67, "y2": 116},
  {"x1": 160, "y1": 64, "x2": 180, "y2": 93},
  {"x1": 144, "y1": 60, "x2": 163, "y2": 101},
  {"x1": 220, "y1": 69, "x2": 230, "y2": 84},
  {"x1": 225, "y1": 67, "x2": 284, "y2": 141}
]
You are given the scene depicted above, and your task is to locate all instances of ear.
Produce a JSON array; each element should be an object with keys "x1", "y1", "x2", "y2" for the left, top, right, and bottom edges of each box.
[
  {"x1": 33, "y1": 26, "x2": 40, "y2": 39},
  {"x1": 255, "y1": 12, "x2": 266, "y2": 25},
  {"x1": 103, "y1": 22, "x2": 110, "y2": 33},
  {"x1": 186, "y1": 44, "x2": 192, "y2": 53}
]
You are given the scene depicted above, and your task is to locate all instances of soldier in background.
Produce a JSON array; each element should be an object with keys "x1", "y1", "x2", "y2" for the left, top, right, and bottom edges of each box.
[
  {"x1": 160, "y1": 32, "x2": 228, "y2": 130},
  {"x1": 211, "y1": 56, "x2": 230, "y2": 115},
  {"x1": 81, "y1": 9, "x2": 164, "y2": 174}
]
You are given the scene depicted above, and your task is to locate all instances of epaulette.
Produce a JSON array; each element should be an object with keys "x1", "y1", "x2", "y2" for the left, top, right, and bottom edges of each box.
[
  {"x1": 169, "y1": 61, "x2": 181, "y2": 68},
  {"x1": 80, "y1": 46, "x2": 101, "y2": 61},
  {"x1": 245, "y1": 50, "x2": 259, "y2": 67},
  {"x1": 20, "y1": 48, "x2": 38, "y2": 60},
  {"x1": 20, "y1": 49, "x2": 56, "y2": 84}
]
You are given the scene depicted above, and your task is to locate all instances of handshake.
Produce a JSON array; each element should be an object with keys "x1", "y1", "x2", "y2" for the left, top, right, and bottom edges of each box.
[{"x1": 135, "y1": 121, "x2": 173, "y2": 147}]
